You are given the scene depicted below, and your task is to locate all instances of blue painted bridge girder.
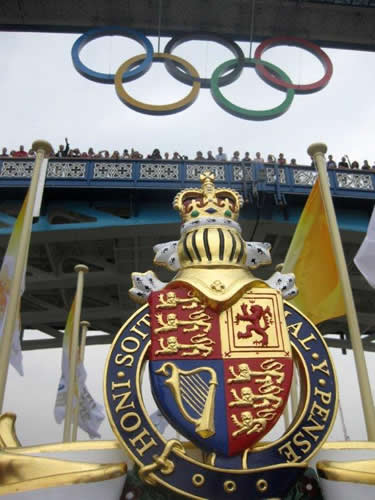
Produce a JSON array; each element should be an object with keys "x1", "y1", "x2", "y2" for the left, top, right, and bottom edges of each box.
[{"x1": 0, "y1": 158, "x2": 372, "y2": 236}]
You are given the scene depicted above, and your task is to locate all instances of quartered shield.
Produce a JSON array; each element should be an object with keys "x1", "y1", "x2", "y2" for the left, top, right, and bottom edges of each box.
[{"x1": 149, "y1": 285, "x2": 293, "y2": 457}]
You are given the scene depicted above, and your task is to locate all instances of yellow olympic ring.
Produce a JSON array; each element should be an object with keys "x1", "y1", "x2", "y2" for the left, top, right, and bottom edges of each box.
[{"x1": 114, "y1": 53, "x2": 201, "y2": 115}]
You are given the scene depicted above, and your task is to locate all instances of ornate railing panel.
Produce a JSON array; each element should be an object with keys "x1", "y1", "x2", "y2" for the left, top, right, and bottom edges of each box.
[
  {"x1": 266, "y1": 166, "x2": 286, "y2": 184},
  {"x1": 335, "y1": 172, "x2": 373, "y2": 190},
  {"x1": 47, "y1": 162, "x2": 86, "y2": 178},
  {"x1": 139, "y1": 163, "x2": 179, "y2": 180},
  {"x1": 232, "y1": 164, "x2": 253, "y2": 181},
  {"x1": 186, "y1": 163, "x2": 225, "y2": 181},
  {"x1": 93, "y1": 162, "x2": 132, "y2": 179},
  {"x1": 292, "y1": 169, "x2": 318, "y2": 186},
  {"x1": 0, "y1": 161, "x2": 34, "y2": 177}
]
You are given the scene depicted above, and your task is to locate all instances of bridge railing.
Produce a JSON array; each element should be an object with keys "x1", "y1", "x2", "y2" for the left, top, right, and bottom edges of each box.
[{"x1": 0, "y1": 158, "x2": 374, "y2": 199}]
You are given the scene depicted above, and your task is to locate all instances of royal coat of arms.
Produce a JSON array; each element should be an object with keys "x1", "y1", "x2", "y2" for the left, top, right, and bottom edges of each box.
[
  {"x1": 149, "y1": 285, "x2": 292, "y2": 456},
  {"x1": 105, "y1": 172, "x2": 338, "y2": 499}
]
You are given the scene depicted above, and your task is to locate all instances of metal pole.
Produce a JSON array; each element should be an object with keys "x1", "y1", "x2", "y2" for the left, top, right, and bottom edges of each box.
[
  {"x1": 71, "y1": 320, "x2": 90, "y2": 441},
  {"x1": 63, "y1": 265, "x2": 88, "y2": 442},
  {"x1": 283, "y1": 401, "x2": 290, "y2": 429},
  {"x1": 0, "y1": 140, "x2": 53, "y2": 412},
  {"x1": 308, "y1": 142, "x2": 375, "y2": 440},
  {"x1": 290, "y1": 366, "x2": 299, "y2": 416}
]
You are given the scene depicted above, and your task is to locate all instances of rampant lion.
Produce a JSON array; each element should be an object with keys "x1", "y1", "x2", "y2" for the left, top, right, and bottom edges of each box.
[{"x1": 235, "y1": 303, "x2": 272, "y2": 346}]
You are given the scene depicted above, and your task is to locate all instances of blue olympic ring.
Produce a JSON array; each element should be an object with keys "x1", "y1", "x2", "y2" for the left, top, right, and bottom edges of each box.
[{"x1": 71, "y1": 26, "x2": 154, "y2": 84}]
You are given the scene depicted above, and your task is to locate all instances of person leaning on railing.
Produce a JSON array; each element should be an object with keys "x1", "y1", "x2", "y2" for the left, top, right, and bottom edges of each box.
[
  {"x1": 362, "y1": 160, "x2": 371, "y2": 170},
  {"x1": 12, "y1": 145, "x2": 28, "y2": 158},
  {"x1": 55, "y1": 138, "x2": 70, "y2": 158},
  {"x1": 327, "y1": 155, "x2": 337, "y2": 168}
]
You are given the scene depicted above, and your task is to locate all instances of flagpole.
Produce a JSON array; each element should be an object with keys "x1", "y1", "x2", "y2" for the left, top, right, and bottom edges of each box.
[
  {"x1": 72, "y1": 320, "x2": 90, "y2": 441},
  {"x1": 63, "y1": 265, "x2": 88, "y2": 442},
  {"x1": 0, "y1": 140, "x2": 53, "y2": 412},
  {"x1": 283, "y1": 402, "x2": 290, "y2": 429},
  {"x1": 308, "y1": 142, "x2": 375, "y2": 440}
]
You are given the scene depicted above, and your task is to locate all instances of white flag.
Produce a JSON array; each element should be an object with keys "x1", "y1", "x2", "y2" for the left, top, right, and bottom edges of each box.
[
  {"x1": 354, "y1": 206, "x2": 375, "y2": 288},
  {"x1": 150, "y1": 408, "x2": 168, "y2": 435},
  {"x1": 54, "y1": 360, "x2": 104, "y2": 439},
  {"x1": 54, "y1": 298, "x2": 104, "y2": 438}
]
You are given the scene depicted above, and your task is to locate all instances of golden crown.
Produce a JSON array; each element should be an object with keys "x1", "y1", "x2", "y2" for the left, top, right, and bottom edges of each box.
[{"x1": 173, "y1": 172, "x2": 243, "y2": 223}]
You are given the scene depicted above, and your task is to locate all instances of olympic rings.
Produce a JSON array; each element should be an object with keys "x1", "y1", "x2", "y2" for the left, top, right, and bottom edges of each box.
[
  {"x1": 211, "y1": 58, "x2": 295, "y2": 120},
  {"x1": 254, "y1": 36, "x2": 333, "y2": 94},
  {"x1": 72, "y1": 27, "x2": 334, "y2": 120},
  {"x1": 164, "y1": 32, "x2": 245, "y2": 89},
  {"x1": 71, "y1": 26, "x2": 153, "y2": 84},
  {"x1": 115, "y1": 53, "x2": 200, "y2": 115}
]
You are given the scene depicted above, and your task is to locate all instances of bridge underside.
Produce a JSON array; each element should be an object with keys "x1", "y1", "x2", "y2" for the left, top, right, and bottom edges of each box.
[
  {"x1": 3, "y1": 191, "x2": 372, "y2": 354},
  {"x1": 2, "y1": 0, "x2": 375, "y2": 51}
]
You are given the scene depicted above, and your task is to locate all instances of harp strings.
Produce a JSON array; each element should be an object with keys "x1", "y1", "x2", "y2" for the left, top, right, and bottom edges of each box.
[{"x1": 180, "y1": 373, "x2": 210, "y2": 419}]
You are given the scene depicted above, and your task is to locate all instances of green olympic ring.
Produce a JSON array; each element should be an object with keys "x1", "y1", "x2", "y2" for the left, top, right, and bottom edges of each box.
[{"x1": 210, "y1": 57, "x2": 295, "y2": 121}]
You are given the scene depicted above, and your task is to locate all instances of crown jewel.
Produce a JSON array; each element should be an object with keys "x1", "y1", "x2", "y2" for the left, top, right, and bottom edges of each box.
[{"x1": 173, "y1": 172, "x2": 243, "y2": 223}]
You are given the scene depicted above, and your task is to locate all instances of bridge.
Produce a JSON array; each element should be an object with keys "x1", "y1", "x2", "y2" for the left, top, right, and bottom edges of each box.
[
  {"x1": 0, "y1": 157, "x2": 373, "y2": 353},
  {"x1": 2, "y1": 0, "x2": 375, "y2": 51},
  {"x1": 1, "y1": 0, "x2": 374, "y2": 355}
]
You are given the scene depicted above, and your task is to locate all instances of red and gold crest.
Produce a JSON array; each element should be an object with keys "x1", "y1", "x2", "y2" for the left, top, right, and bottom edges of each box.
[{"x1": 149, "y1": 285, "x2": 293, "y2": 456}]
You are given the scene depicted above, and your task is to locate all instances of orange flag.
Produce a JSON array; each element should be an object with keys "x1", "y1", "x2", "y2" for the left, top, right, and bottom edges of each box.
[{"x1": 283, "y1": 179, "x2": 345, "y2": 324}]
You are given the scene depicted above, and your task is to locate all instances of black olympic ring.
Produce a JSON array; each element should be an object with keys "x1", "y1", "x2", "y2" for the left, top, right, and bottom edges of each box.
[
  {"x1": 164, "y1": 32, "x2": 245, "y2": 89},
  {"x1": 72, "y1": 27, "x2": 334, "y2": 120}
]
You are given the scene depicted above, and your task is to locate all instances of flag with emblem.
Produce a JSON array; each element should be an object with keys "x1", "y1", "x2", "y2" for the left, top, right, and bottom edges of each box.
[
  {"x1": 0, "y1": 193, "x2": 31, "y2": 376},
  {"x1": 283, "y1": 179, "x2": 346, "y2": 324},
  {"x1": 54, "y1": 298, "x2": 105, "y2": 438}
]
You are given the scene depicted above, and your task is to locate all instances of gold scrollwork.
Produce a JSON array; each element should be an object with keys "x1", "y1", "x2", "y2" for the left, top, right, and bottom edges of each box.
[{"x1": 138, "y1": 439, "x2": 185, "y2": 486}]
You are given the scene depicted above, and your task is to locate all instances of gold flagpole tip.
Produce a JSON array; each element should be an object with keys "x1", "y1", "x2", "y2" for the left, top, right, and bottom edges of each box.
[
  {"x1": 74, "y1": 264, "x2": 89, "y2": 273},
  {"x1": 80, "y1": 320, "x2": 91, "y2": 328},
  {"x1": 307, "y1": 143, "x2": 328, "y2": 157},
  {"x1": 31, "y1": 140, "x2": 54, "y2": 155}
]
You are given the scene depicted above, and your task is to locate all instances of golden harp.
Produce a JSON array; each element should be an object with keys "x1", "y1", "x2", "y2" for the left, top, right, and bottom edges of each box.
[{"x1": 155, "y1": 362, "x2": 218, "y2": 438}]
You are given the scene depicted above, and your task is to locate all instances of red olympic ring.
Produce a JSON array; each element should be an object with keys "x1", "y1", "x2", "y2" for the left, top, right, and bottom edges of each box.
[{"x1": 254, "y1": 36, "x2": 333, "y2": 94}]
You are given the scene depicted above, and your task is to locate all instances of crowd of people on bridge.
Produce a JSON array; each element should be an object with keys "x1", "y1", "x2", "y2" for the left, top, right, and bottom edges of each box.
[{"x1": 1, "y1": 141, "x2": 375, "y2": 171}]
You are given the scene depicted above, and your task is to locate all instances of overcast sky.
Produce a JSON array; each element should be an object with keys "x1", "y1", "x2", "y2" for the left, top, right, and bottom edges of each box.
[{"x1": 1, "y1": 30, "x2": 375, "y2": 447}]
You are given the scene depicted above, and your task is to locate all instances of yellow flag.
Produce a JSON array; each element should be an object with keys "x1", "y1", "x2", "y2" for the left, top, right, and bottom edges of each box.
[
  {"x1": 0, "y1": 191, "x2": 30, "y2": 375},
  {"x1": 283, "y1": 179, "x2": 345, "y2": 324}
]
